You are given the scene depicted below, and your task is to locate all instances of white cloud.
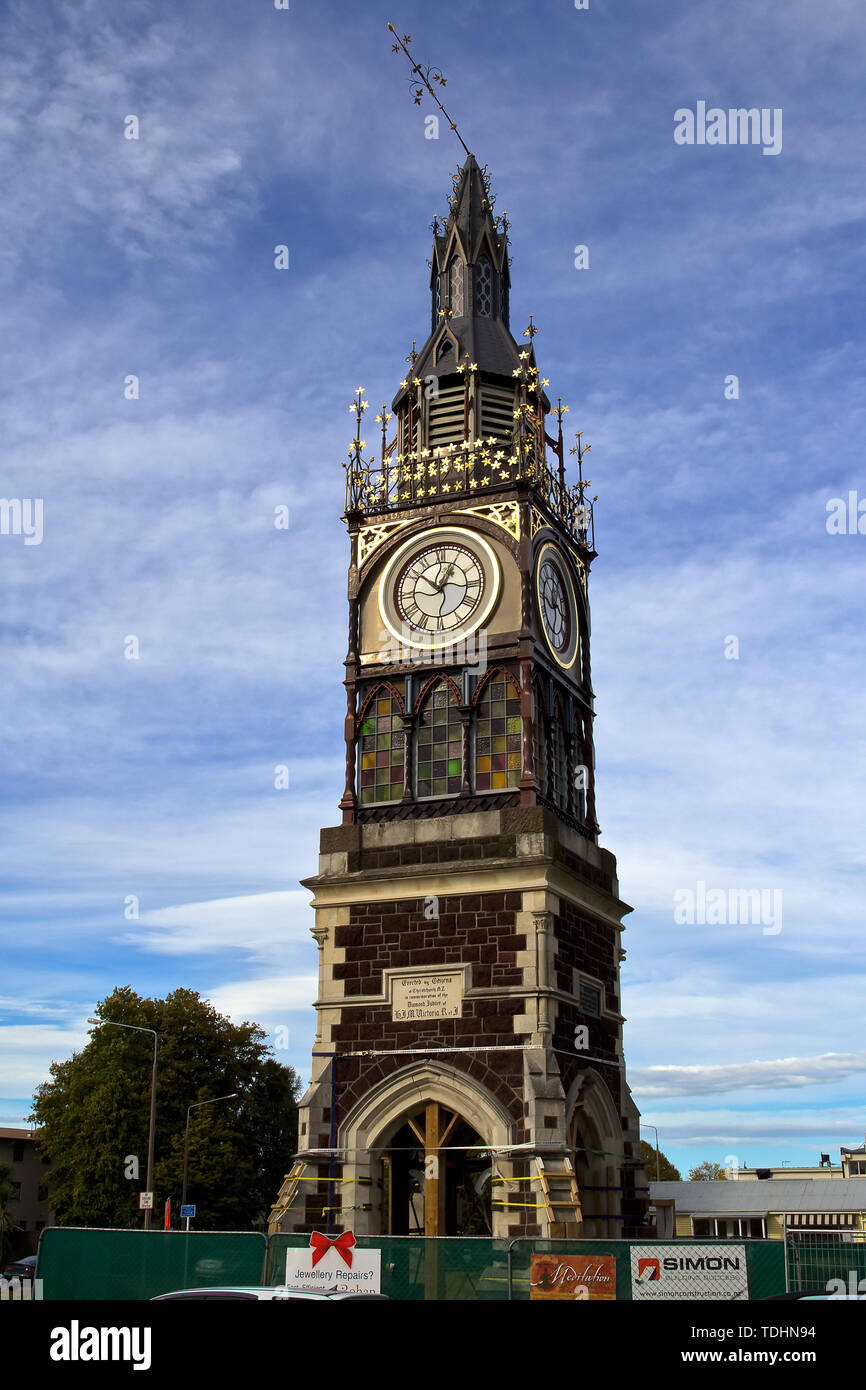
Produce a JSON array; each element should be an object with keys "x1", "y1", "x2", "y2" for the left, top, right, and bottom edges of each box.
[
  {"x1": 631, "y1": 1051, "x2": 866, "y2": 1099},
  {"x1": 124, "y1": 890, "x2": 314, "y2": 958}
]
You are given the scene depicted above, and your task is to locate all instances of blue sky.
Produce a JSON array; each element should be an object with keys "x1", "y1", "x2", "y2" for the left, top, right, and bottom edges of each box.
[{"x1": 1, "y1": 0, "x2": 864, "y2": 1179}]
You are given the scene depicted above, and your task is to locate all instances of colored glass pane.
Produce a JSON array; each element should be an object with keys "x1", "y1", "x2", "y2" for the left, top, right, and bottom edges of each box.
[
  {"x1": 416, "y1": 682, "x2": 462, "y2": 798},
  {"x1": 551, "y1": 703, "x2": 568, "y2": 811},
  {"x1": 359, "y1": 687, "x2": 405, "y2": 804},
  {"x1": 533, "y1": 690, "x2": 547, "y2": 797},
  {"x1": 474, "y1": 675, "x2": 521, "y2": 792}
]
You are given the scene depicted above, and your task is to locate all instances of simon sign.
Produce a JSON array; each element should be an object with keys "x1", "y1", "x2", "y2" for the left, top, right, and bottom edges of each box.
[{"x1": 631, "y1": 1245, "x2": 748, "y2": 1300}]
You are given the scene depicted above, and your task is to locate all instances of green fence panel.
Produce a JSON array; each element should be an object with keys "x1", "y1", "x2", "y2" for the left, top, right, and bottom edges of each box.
[
  {"x1": 38, "y1": 1228, "x2": 268, "y2": 1301},
  {"x1": 786, "y1": 1235, "x2": 866, "y2": 1294},
  {"x1": 745, "y1": 1239, "x2": 787, "y2": 1299},
  {"x1": 34, "y1": 1229, "x2": 792, "y2": 1301}
]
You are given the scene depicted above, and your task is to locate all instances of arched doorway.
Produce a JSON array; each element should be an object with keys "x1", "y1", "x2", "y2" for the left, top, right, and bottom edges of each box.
[
  {"x1": 338, "y1": 1061, "x2": 515, "y2": 1237},
  {"x1": 567, "y1": 1070, "x2": 624, "y2": 1238},
  {"x1": 382, "y1": 1101, "x2": 491, "y2": 1236}
]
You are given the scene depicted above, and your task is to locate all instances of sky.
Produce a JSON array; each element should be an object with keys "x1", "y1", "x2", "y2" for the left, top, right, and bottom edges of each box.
[{"x1": 1, "y1": 0, "x2": 864, "y2": 1180}]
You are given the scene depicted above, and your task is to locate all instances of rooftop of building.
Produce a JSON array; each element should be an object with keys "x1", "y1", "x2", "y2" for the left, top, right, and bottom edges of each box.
[{"x1": 650, "y1": 1178, "x2": 866, "y2": 1213}]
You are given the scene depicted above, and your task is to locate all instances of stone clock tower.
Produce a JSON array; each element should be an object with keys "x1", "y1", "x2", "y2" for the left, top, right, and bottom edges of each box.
[{"x1": 270, "y1": 154, "x2": 647, "y2": 1240}]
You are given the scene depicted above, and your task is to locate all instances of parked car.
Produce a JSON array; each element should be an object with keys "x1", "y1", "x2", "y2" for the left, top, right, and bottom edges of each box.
[
  {"x1": 3, "y1": 1256, "x2": 37, "y2": 1282},
  {"x1": 763, "y1": 1289, "x2": 865, "y2": 1300},
  {"x1": 151, "y1": 1286, "x2": 387, "y2": 1301}
]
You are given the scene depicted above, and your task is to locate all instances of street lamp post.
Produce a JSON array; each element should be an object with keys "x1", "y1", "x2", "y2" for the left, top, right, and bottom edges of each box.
[
  {"x1": 88, "y1": 1016, "x2": 159, "y2": 1231},
  {"x1": 182, "y1": 1093, "x2": 239, "y2": 1220},
  {"x1": 642, "y1": 1124, "x2": 661, "y2": 1183}
]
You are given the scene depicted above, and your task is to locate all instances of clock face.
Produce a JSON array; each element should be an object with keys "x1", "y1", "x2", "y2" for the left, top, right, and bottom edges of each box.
[
  {"x1": 378, "y1": 526, "x2": 500, "y2": 650},
  {"x1": 539, "y1": 558, "x2": 570, "y2": 653},
  {"x1": 395, "y1": 541, "x2": 484, "y2": 634},
  {"x1": 535, "y1": 542, "x2": 579, "y2": 669}
]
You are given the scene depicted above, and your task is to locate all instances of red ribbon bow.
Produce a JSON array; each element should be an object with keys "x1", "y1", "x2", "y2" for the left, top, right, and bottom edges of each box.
[{"x1": 309, "y1": 1230, "x2": 356, "y2": 1269}]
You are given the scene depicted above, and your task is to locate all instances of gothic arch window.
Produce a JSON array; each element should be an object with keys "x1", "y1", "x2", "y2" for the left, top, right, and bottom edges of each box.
[
  {"x1": 573, "y1": 715, "x2": 587, "y2": 822},
  {"x1": 550, "y1": 698, "x2": 568, "y2": 812},
  {"x1": 437, "y1": 337, "x2": 455, "y2": 365},
  {"x1": 416, "y1": 678, "x2": 462, "y2": 798},
  {"x1": 473, "y1": 670, "x2": 521, "y2": 791},
  {"x1": 499, "y1": 274, "x2": 509, "y2": 326},
  {"x1": 358, "y1": 685, "x2": 406, "y2": 805},
  {"x1": 533, "y1": 683, "x2": 548, "y2": 798},
  {"x1": 434, "y1": 273, "x2": 442, "y2": 326},
  {"x1": 449, "y1": 256, "x2": 464, "y2": 317},
  {"x1": 475, "y1": 254, "x2": 492, "y2": 317}
]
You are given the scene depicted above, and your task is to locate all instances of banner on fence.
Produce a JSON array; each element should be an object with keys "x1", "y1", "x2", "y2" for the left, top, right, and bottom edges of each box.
[
  {"x1": 530, "y1": 1254, "x2": 617, "y2": 1301},
  {"x1": 631, "y1": 1244, "x2": 748, "y2": 1300},
  {"x1": 284, "y1": 1231, "x2": 382, "y2": 1296}
]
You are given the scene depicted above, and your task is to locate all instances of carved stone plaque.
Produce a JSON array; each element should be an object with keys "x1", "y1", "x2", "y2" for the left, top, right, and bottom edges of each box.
[{"x1": 390, "y1": 970, "x2": 464, "y2": 1022}]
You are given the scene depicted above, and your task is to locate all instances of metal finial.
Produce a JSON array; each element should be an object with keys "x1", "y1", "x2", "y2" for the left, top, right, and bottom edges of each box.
[{"x1": 387, "y1": 24, "x2": 471, "y2": 157}]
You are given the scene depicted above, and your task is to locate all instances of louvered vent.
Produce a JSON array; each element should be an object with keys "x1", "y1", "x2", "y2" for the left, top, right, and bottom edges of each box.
[
  {"x1": 427, "y1": 385, "x2": 466, "y2": 450},
  {"x1": 400, "y1": 410, "x2": 418, "y2": 457},
  {"x1": 480, "y1": 384, "x2": 515, "y2": 445}
]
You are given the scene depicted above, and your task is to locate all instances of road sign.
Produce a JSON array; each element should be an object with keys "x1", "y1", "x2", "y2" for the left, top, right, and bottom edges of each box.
[
  {"x1": 180, "y1": 1205, "x2": 196, "y2": 1219},
  {"x1": 139, "y1": 1192, "x2": 154, "y2": 1210}
]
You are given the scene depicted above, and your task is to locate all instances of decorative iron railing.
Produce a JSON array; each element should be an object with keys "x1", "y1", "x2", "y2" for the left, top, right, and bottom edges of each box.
[{"x1": 342, "y1": 353, "x2": 595, "y2": 551}]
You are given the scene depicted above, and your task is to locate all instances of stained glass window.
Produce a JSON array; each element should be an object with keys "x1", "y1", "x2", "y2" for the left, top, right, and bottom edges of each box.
[
  {"x1": 573, "y1": 719, "x2": 587, "y2": 821},
  {"x1": 450, "y1": 256, "x2": 464, "y2": 317},
  {"x1": 550, "y1": 701, "x2": 568, "y2": 811},
  {"x1": 475, "y1": 255, "x2": 492, "y2": 316},
  {"x1": 359, "y1": 688, "x2": 405, "y2": 805},
  {"x1": 533, "y1": 688, "x2": 547, "y2": 797},
  {"x1": 474, "y1": 674, "x2": 521, "y2": 791},
  {"x1": 416, "y1": 681, "x2": 462, "y2": 798}
]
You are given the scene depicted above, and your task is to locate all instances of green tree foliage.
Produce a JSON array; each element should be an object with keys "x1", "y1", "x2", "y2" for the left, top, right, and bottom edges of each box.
[
  {"x1": 639, "y1": 1139, "x2": 682, "y2": 1181},
  {"x1": 31, "y1": 986, "x2": 301, "y2": 1229},
  {"x1": 689, "y1": 1160, "x2": 728, "y2": 1181},
  {"x1": 0, "y1": 1163, "x2": 19, "y2": 1265}
]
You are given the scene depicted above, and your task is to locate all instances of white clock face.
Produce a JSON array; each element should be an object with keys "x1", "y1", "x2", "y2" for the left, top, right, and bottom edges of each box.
[
  {"x1": 396, "y1": 541, "x2": 485, "y2": 633},
  {"x1": 378, "y1": 526, "x2": 500, "y2": 650},
  {"x1": 535, "y1": 542, "x2": 579, "y2": 670}
]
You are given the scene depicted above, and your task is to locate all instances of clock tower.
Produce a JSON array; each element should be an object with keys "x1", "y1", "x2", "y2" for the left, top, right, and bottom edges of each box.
[{"x1": 270, "y1": 153, "x2": 647, "y2": 1240}]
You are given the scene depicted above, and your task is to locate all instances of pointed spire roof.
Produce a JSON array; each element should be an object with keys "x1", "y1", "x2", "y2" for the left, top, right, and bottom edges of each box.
[
  {"x1": 444, "y1": 153, "x2": 497, "y2": 262},
  {"x1": 393, "y1": 154, "x2": 540, "y2": 410}
]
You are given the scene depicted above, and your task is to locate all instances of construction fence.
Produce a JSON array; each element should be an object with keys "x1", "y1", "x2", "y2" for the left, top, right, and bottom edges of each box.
[
  {"x1": 785, "y1": 1231, "x2": 866, "y2": 1295},
  {"x1": 35, "y1": 1227, "x2": 790, "y2": 1301}
]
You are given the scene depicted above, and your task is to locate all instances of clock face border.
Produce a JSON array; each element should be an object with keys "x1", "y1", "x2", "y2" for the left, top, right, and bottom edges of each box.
[
  {"x1": 535, "y1": 541, "x2": 580, "y2": 670},
  {"x1": 377, "y1": 525, "x2": 501, "y2": 651}
]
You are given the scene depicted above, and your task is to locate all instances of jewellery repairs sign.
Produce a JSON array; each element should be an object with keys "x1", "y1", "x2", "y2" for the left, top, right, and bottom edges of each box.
[
  {"x1": 390, "y1": 969, "x2": 463, "y2": 1022},
  {"x1": 284, "y1": 1232, "x2": 381, "y2": 1296}
]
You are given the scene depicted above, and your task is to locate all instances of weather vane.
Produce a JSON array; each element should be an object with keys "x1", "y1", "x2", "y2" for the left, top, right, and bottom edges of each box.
[{"x1": 387, "y1": 24, "x2": 471, "y2": 157}]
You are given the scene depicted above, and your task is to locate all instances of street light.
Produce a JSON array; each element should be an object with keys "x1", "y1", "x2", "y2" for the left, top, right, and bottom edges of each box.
[
  {"x1": 641, "y1": 1124, "x2": 661, "y2": 1183},
  {"x1": 182, "y1": 1094, "x2": 239, "y2": 1217},
  {"x1": 88, "y1": 1016, "x2": 159, "y2": 1231}
]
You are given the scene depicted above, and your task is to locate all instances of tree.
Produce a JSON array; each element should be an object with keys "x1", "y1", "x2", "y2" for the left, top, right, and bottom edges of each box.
[
  {"x1": 689, "y1": 1160, "x2": 728, "y2": 1181},
  {"x1": 639, "y1": 1139, "x2": 681, "y2": 1182},
  {"x1": 30, "y1": 986, "x2": 301, "y2": 1229},
  {"x1": 0, "y1": 1163, "x2": 20, "y2": 1265}
]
